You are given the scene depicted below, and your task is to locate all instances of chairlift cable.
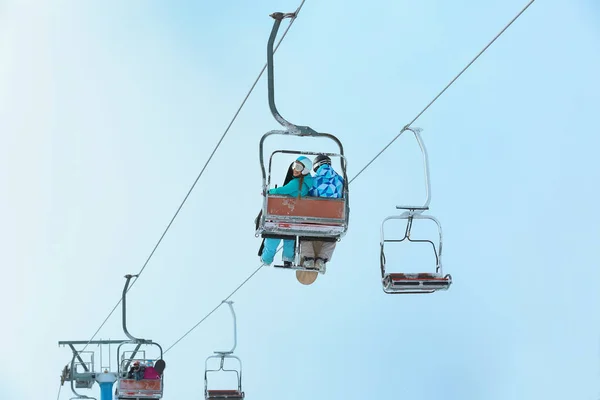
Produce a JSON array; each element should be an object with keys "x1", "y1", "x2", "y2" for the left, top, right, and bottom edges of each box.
[
  {"x1": 349, "y1": 0, "x2": 536, "y2": 185},
  {"x1": 73, "y1": 0, "x2": 308, "y2": 355}
]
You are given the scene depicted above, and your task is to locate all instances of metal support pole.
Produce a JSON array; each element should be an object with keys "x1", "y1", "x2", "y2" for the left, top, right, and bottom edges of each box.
[{"x1": 96, "y1": 372, "x2": 117, "y2": 400}]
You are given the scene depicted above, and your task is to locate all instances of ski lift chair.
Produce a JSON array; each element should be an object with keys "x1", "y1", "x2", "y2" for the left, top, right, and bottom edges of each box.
[
  {"x1": 204, "y1": 301, "x2": 245, "y2": 400},
  {"x1": 255, "y1": 12, "x2": 350, "y2": 272},
  {"x1": 379, "y1": 127, "x2": 452, "y2": 294},
  {"x1": 115, "y1": 275, "x2": 165, "y2": 399}
]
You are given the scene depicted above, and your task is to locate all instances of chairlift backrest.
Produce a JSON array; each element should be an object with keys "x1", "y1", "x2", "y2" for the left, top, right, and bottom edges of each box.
[
  {"x1": 393, "y1": 127, "x2": 432, "y2": 213},
  {"x1": 204, "y1": 354, "x2": 244, "y2": 399},
  {"x1": 115, "y1": 350, "x2": 165, "y2": 399},
  {"x1": 257, "y1": 144, "x2": 350, "y2": 240}
]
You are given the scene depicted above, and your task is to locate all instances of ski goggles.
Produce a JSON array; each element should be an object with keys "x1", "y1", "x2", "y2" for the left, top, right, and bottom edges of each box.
[{"x1": 292, "y1": 161, "x2": 305, "y2": 172}]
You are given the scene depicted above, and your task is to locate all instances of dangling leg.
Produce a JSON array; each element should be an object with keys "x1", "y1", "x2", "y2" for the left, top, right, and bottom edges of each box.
[
  {"x1": 316, "y1": 241, "x2": 337, "y2": 271},
  {"x1": 318, "y1": 241, "x2": 337, "y2": 262},
  {"x1": 299, "y1": 240, "x2": 316, "y2": 268},
  {"x1": 282, "y1": 239, "x2": 296, "y2": 264},
  {"x1": 261, "y1": 238, "x2": 281, "y2": 265}
]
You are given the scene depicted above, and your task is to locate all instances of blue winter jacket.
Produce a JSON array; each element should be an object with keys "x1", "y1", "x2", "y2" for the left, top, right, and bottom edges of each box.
[
  {"x1": 269, "y1": 175, "x2": 314, "y2": 197},
  {"x1": 309, "y1": 164, "x2": 344, "y2": 198}
]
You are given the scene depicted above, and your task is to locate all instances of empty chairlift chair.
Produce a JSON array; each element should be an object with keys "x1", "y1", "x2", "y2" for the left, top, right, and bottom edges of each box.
[
  {"x1": 380, "y1": 213, "x2": 451, "y2": 294},
  {"x1": 379, "y1": 127, "x2": 452, "y2": 294},
  {"x1": 204, "y1": 301, "x2": 245, "y2": 400}
]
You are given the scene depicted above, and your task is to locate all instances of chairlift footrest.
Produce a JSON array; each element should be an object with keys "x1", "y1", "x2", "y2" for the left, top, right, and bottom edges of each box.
[
  {"x1": 273, "y1": 264, "x2": 325, "y2": 274},
  {"x1": 260, "y1": 221, "x2": 344, "y2": 239},
  {"x1": 207, "y1": 389, "x2": 245, "y2": 399}
]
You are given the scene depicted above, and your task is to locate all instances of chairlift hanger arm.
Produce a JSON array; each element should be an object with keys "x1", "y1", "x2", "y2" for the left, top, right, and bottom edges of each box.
[
  {"x1": 392, "y1": 127, "x2": 432, "y2": 211},
  {"x1": 122, "y1": 274, "x2": 141, "y2": 342},
  {"x1": 263, "y1": 10, "x2": 349, "y2": 188},
  {"x1": 214, "y1": 301, "x2": 237, "y2": 355},
  {"x1": 121, "y1": 274, "x2": 156, "y2": 346},
  {"x1": 119, "y1": 274, "x2": 164, "y2": 374},
  {"x1": 267, "y1": 13, "x2": 316, "y2": 135}
]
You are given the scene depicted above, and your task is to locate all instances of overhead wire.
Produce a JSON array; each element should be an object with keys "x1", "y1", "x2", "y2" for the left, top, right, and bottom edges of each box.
[
  {"x1": 73, "y1": 0, "x2": 308, "y2": 356},
  {"x1": 349, "y1": 0, "x2": 536, "y2": 184},
  {"x1": 160, "y1": 0, "x2": 536, "y2": 355}
]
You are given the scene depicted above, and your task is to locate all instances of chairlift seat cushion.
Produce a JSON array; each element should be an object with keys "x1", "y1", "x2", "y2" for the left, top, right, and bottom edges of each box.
[
  {"x1": 383, "y1": 273, "x2": 451, "y2": 292},
  {"x1": 389, "y1": 273, "x2": 442, "y2": 280},
  {"x1": 207, "y1": 389, "x2": 244, "y2": 399}
]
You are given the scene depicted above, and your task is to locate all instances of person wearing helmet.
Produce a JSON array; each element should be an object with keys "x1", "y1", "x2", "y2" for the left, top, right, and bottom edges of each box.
[
  {"x1": 127, "y1": 360, "x2": 145, "y2": 380},
  {"x1": 260, "y1": 156, "x2": 314, "y2": 266},
  {"x1": 300, "y1": 154, "x2": 344, "y2": 272}
]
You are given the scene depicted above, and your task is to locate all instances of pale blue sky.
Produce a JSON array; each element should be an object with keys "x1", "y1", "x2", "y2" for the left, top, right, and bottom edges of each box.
[{"x1": 1, "y1": 1, "x2": 600, "y2": 399}]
